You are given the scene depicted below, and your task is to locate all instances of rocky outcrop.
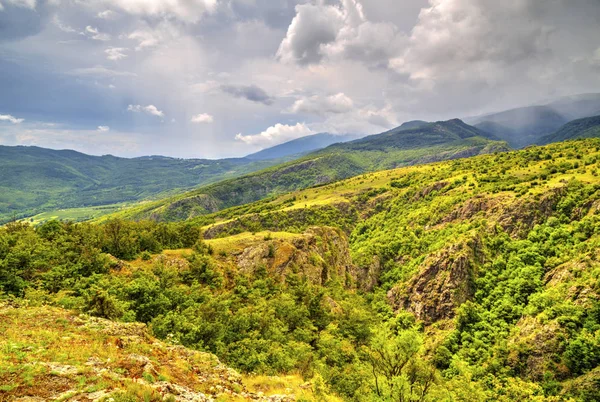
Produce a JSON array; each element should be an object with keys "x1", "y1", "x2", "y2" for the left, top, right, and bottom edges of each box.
[
  {"x1": 236, "y1": 226, "x2": 359, "y2": 286},
  {"x1": 387, "y1": 237, "x2": 484, "y2": 324}
]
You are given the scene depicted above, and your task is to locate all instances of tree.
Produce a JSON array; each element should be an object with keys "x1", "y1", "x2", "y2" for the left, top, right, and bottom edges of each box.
[{"x1": 362, "y1": 323, "x2": 437, "y2": 402}]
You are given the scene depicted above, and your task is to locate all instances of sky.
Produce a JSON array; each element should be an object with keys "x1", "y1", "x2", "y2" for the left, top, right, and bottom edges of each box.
[{"x1": 0, "y1": 0, "x2": 599, "y2": 159}]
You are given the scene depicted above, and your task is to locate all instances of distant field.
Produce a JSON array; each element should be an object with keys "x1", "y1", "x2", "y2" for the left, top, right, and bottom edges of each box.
[{"x1": 22, "y1": 203, "x2": 129, "y2": 225}]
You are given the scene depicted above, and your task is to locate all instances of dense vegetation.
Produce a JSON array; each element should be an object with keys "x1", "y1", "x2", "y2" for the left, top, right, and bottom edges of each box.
[
  {"x1": 107, "y1": 119, "x2": 507, "y2": 222},
  {"x1": 3, "y1": 138, "x2": 600, "y2": 400},
  {"x1": 0, "y1": 146, "x2": 282, "y2": 224},
  {"x1": 541, "y1": 115, "x2": 600, "y2": 144}
]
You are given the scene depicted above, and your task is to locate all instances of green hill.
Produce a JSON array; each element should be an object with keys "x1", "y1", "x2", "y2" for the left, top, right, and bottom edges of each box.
[
  {"x1": 108, "y1": 119, "x2": 508, "y2": 221},
  {"x1": 0, "y1": 146, "x2": 283, "y2": 224},
  {"x1": 540, "y1": 115, "x2": 600, "y2": 144},
  {"x1": 3, "y1": 138, "x2": 600, "y2": 401}
]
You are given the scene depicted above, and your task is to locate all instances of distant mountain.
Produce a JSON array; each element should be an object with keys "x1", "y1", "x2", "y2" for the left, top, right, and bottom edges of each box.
[
  {"x1": 547, "y1": 93, "x2": 600, "y2": 120},
  {"x1": 540, "y1": 115, "x2": 600, "y2": 145},
  {"x1": 398, "y1": 120, "x2": 429, "y2": 130},
  {"x1": 326, "y1": 118, "x2": 500, "y2": 152},
  {"x1": 469, "y1": 106, "x2": 568, "y2": 148},
  {"x1": 110, "y1": 119, "x2": 509, "y2": 222},
  {"x1": 246, "y1": 133, "x2": 358, "y2": 160},
  {"x1": 0, "y1": 146, "x2": 282, "y2": 223},
  {"x1": 466, "y1": 93, "x2": 600, "y2": 148}
]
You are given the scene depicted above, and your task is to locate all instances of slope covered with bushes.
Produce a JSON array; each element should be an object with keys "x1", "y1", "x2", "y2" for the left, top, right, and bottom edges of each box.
[{"x1": 3, "y1": 138, "x2": 600, "y2": 401}]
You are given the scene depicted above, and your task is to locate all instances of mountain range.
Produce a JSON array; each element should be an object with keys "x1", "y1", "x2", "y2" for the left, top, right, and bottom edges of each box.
[{"x1": 2, "y1": 94, "x2": 600, "y2": 224}]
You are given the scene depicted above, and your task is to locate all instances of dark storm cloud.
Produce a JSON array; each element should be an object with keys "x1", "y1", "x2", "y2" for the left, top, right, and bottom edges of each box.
[{"x1": 220, "y1": 84, "x2": 275, "y2": 105}]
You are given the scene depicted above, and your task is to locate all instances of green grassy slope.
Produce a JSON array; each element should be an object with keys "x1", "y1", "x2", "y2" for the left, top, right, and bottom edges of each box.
[
  {"x1": 108, "y1": 119, "x2": 508, "y2": 222},
  {"x1": 4, "y1": 139, "x2": 600, "y2": 401},
  {"x1": 540, "y1": 115, "x2": 600, "y2": 144},
  {"x1": 0, "y1": 146, "x2": 284, "y2": 224}
]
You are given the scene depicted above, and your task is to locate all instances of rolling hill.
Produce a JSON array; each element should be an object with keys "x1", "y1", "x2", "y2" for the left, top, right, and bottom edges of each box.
[
  {"x1": 0, "y1": 146, "x2": 286, "y2": 224},
  {"x1": 105, "y1": 119, "x2": 508, "y2": 222},
  {"x1": 540, "y1": 115, "x2": 600, "y2": 144},
  {"x1": 245, "y1": 133, "x2": 359, "y2": 160}
]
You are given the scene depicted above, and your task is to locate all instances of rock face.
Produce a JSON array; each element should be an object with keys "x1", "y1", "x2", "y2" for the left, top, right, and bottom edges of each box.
[
  {"x1": 387, "y1": 237, "x2": 484, "y2": 324},
  {"x1": 236, "y1": 226, "x2": 359, "y2": 286}
]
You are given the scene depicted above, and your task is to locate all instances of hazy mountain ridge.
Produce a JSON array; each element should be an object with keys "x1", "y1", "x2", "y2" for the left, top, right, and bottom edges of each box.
[
  {"x1": 467, "y1": 93, "x2": 600, "y2": 148},
  {"x1": 245, "y1": 133, "x2": 359, "y2": 160}
]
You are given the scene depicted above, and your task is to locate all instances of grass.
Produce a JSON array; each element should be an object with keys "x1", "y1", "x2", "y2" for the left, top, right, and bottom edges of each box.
[
  {"x1": 0, "y1": 303, "x2": 331, "y2": 401},
  {"x1": 205, "y1": 231, "x2": 301, "y2": 254},
  {"x1": 22, "y1": 203, "x2": 128, "y2": 225}
]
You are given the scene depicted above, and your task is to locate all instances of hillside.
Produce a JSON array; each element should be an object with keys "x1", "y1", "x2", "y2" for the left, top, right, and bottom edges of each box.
[
  {"x1": 0, "y1": 302, "x2": 329, "y2": 401},
  {"x1": 3, "y1": 138, "x2": 600, "y2": 401},
  {"x1": 0, "y1": 146, "x2": 282, "y2": 224},
  {"x1": 106, "y1": 119, "x2": 508, "y2": 222},
  {"x1": 467, "y1": 93, "x2": 600, "y2": 148},
  {"x1": 540, "y1": 115, "x2": 600, "y2": 144},
  {"x1": 246, "y1": 133, "x2": 358, "y2": 160}
]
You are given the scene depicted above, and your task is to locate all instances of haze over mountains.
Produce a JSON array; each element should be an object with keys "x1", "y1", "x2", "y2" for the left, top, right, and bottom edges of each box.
[{"x1": 465, "y1": 93, "x2": 600, "y2": 148}]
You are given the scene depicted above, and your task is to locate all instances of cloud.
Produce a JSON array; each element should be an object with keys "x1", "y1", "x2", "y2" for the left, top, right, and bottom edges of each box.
[
  {"x1": 97, "y1": 125, "x2": 110, "y2": 132},
  {"x1": 105, "y1": 47, "x2": 128, "y2": 61},
  {"x1": 127, "y1": 104, "x2": 165, "y2": 118},
  {"x1": 278, "y1": 0, "x2": 406, "y2": 67},
  {"x1": 97, "y1": 10, "x2": 117, "y2": 19},
  {"x1": 0, "y1": 114, "x2": 24, "y2": 124},
  {"x1": 190, "y1": 113, "x2": 214, "y2": 123},
  {"x1": 104, "y1": 0, "x2": 218, "y2": 23},
  {"x1": 289, "y1": 93, "x2": 354, "y2": 116},
  {"x1": 1, "y1": 0, "x2": 36, "y2": 10},
  {"x1": 277, "y1": 3, "x2": 344, "y2": 65},
  {"x1": 235, "y1": 122, "x2": 314, "y2": 147},
  {"x1": 53, "y1": 16, "x2": 77, "y2": 33},
  {"x1": 69, "y1": 66, "x2": 137, "y2": 77},
  {"x1": 221, "y1": 84, "x2": 275, "y2": 105},
  {"x1": 85, "y1": 26, "x2": 110, "y2": 41}
]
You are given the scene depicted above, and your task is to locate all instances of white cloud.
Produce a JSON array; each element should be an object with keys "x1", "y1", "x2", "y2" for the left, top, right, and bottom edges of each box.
[
  {"x1": 69, "y1": 66, "x2": 136, "y2": 77},
  {"x1": 105, "y1": 47, "x2": 128, "y2": 61},
  {"x1": 0, "y1": 114, "x2": 24, "y2": 124},
  {"x1": 85, "y1": 26, "x2": 111, "y2": 41},
  {"x1": 289, "y1": 93, "x2": 354, "y2": 116},
  {"x1": 97, "y1": 10, "x2": 117, "y2": 19},
  {"x1": 104, "y1": 0, "x2": 218, "y2": 23},
  {"x1": 277, "y1": 3, "x2": 344, "y2": 65},
  {"x1": 127, "y1": 104, "x2": 165, "y2": 118},
  {"x1": 278, "y1": 0, "x2": 406, "y2": 67},
  {"x1": 97, "y1": 125, "x2": 110, "y2": 132},
  {"x1": 1, "y1": 0, "x2": 36, "y2": 10},
  {"x1": 190, "y1": 113, "x2": 214, "y2": 123},
  {"x1": 53, "y1": 16, "x2": 77, "y2": 33},
  {"x1": 128, "y1": 30, "x2": 160, "y2": 51},
  {"x1": 235, "y1": 123, "x2": 314, "y2": 147}
]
